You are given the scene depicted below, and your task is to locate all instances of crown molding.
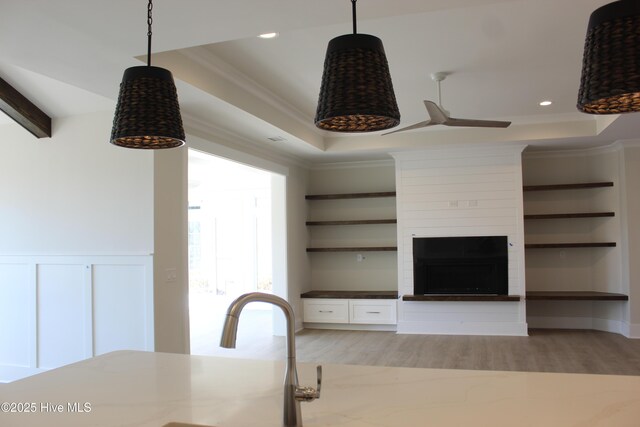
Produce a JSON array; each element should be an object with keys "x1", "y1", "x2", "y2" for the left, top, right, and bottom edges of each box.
[
  {"x1": 180, "y1": 47, "x2": 319, "y2": 139},
  {"x1": 615, "y1": 139, "x2": 640, "y2": 149},
  {"x1": 183, "y1": 114, "x2": 310, "y2": 170},
  {"x1": 310, "y1": 158, "x2": 395, "y2": 170},
  {"x1": 390, "y1": 142, "x2": 528, "y2": 161},
  {"x1": 523, "y1": 142, "x2": 626, "y2": 159}
]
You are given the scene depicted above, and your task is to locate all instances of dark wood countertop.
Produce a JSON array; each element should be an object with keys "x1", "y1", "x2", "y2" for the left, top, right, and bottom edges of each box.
[{"x1": 301, "y1": 290, "x2": 399, "y2": 299}]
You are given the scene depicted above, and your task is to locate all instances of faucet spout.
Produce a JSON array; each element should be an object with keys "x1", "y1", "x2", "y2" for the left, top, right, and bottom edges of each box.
[{"x1": 220, "y1": 292, "x2": 321, "y2": 427}]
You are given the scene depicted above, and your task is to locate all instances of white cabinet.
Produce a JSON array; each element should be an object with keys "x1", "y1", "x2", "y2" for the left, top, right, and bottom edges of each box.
[
  {"x1": 349, "y1": 300, "x2": 397, "y2": 325},
  {"x1": 302, "y1": 299, "x2": 349, "y2": 323},
  {"x1": 303, "y1": 298, "x2": 397, "y2": 325}
]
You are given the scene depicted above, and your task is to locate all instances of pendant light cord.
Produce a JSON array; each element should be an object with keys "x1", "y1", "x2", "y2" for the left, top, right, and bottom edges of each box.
[
  {"x1": 351, "y1": 0, "x2": 357, "y2": 34},
  {"x1": 147, "y1": 0, "x2": 153, "y2": 67}
]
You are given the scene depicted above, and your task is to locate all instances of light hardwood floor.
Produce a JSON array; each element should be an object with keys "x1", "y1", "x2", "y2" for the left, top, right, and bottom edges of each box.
[{"x1": 203, "y1": 328, "x2": 640, "y2": 376}]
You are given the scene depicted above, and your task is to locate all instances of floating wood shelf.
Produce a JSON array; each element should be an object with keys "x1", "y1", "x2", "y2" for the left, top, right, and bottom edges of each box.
[
  {"x1": 526, "y1": 291, "x2": 628, "y2": 301},
  {"x1": 305, "y1": 192, "x2": 396, "y2": 200},
  {"x1": 306, "y1": 219, "x2": 397, "y2": 226},
  {"x1": 525, "y1": 242, "x2": 616, "y2": 249},
  {"x1": 307, "y1": 247, "x2": 397, "y2": 252},
  {"x1": 524, "y1": 212, "x2": 615, "y2": 220},
  {"x1": 403, "y1": 294, "x2": 521, "y2": 302},
  {"x1": 523, "y1": 182, "x2": 613, "y2": 192},
  {"x1": 301, "y1": 290, "x2": 399, "y2": 299}
]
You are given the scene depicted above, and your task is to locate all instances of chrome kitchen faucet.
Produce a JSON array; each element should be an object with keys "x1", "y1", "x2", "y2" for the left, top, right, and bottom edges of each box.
[{"x1": 220, "y1": 292, "x2": 322, "y2": 427}]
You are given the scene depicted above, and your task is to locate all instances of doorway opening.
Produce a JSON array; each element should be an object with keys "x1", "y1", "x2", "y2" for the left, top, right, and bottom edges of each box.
[{"x1": 187, "y1": 149, "x2": 287, "y2": 356}]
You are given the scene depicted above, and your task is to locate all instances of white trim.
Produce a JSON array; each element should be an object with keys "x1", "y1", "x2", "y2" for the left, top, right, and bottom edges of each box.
[
  {"x1": 303, "y1": 323, "x2": 397, "y2": 332},
  {"x1": 310, "y1": 159, "x2": 395, "y2": 170},
  {"x1": 0, "y1": 366, "x2": 48, "y2": 384},
  {"x1": 617, "y1": 139, "x2": 640, "y2": 148},
  {"x1": 0, "y1": 252, "x2": 153, "y2": 257},
  {"x1": 391, "y1": 143, "x2": 527, "y2": 161},
  {"x1": 185, "y1": 115, "x2": 307, "y2": 172},
  {"x1": 623, "y1": 322, "x2": 640, "y2": 339},
  {"x1": 523, "y1": 142, "x2": 624, "y2": 159},
  {"x1": 397, "y1": 321, "x2": 528, "y2": 336}
]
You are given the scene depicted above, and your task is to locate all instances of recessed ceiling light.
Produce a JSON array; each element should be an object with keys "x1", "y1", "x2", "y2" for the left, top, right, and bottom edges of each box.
[
  {"x1": 258, "y1": 32, "x2": 278, "y2": 39},
  {"x1": 267, "y1": 136, "x2": 286, "y2": 142},
  {"x1": 539, "y1": 100, "x2": 553, "y2": 106}
]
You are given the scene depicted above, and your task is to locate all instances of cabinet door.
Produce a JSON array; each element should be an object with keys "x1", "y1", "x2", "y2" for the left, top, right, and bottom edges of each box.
[
  {"x1": 303, "y1": 299, "x2": 349, "y2": 323},
  {"x1": 349, "y1": 300, "x2": 397, "y2": 325}
]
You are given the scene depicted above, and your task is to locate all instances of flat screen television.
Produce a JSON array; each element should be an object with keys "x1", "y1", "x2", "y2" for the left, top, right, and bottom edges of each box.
[{"x1": 413, "y1": 236, "x2": 508, "y2": 295}]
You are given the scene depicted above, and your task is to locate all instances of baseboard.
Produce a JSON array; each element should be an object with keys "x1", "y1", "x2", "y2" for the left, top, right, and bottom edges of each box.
[
  {"x1": 528, "y1": 316, "x2": 626, "y2": 336},
  {"x1": 621, "y1": 322, "x2": 640, "y2": 339},
  {"x1": 303, "y1": 323, "x2": 397, "y2": 332},
  {"x1": 396, "y1": 320, "x2": 528, "y2": 336},
  {"x1": 0, "y1": 365, "x2": 47, "y2": 383}
]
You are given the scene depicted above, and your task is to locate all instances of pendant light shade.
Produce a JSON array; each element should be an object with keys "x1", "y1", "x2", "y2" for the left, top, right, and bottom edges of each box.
[
  {"x1": 110, "y1": 0, "x2": 185, "y2": 149},
  {"x1": 577, "y1": 0, "x2": 640, "y2": 114},
  {"x1": 315, "y1": 0, "x2": 400, "y2": 132},
  {"x1": 111, "y1": 66, "x2": 185, "y2": 149}
]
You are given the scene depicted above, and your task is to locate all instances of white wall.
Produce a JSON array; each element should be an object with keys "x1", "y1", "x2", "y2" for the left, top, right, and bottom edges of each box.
[
  {"x1": 0, "y1": 112, "x2": 157, "y2": 380},
  {"x1": 0, "y1": 112, "x2": 153, "y2": 253},
  {"x1": 620, "y1": 142, "x2": 640, "y2": 338},
  {"x1": 153, "y1": 148, "x2": 190, "y2": 353},
  {"x1": 393, "y1": 146, "x2": 528, "y2": 336}
]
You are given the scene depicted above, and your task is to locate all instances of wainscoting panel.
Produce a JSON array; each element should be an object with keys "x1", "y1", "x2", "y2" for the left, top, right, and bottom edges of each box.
[
  {"x1": 0, "y1": 254, "x2": 153, "y2": 382},
  {"x1": 37, "y1": 263, "x2": 90, "y2": 369},
  {"x1": 92, "y1": 264, "x2": 152, "y2": 355},
  {"x1": 0, "y1": 263, "x2": 33, "y2": 370}
]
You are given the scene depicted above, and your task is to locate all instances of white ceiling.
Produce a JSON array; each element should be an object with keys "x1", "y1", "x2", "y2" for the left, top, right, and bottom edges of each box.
[{"x1": 1, "y1": 0, "x2": 638, "y2": 164}]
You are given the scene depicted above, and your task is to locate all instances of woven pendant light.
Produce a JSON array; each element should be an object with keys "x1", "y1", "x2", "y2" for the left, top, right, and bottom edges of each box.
[
  {"x1": 577, "y1": 0, "x2": 640, "y2": 114},
  {"x1": 111, "y1": 0, "x2": 185, "y2": 149},
  {"x1": 315, "y1": 0, "x2": 400, "y2": 132}
]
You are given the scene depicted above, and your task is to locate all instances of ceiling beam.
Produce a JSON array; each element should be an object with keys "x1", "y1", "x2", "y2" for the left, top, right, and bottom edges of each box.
[{"x1": 0, "y1": 76, "x2": 51, "y2": 138}]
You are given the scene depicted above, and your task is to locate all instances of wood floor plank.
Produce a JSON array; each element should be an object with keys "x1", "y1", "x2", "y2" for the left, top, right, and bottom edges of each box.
[{"x1": 200, "y1": 329, "x2": 640, "y2": 376}]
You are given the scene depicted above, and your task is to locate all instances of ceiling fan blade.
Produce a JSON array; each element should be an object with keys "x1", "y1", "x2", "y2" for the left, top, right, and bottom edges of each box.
[
  {"x1": 444, "y1": 117, "x2": 511, "y2": 128},
  {"x1": 423, "y1": 100, "x2": 448, "y2": 124},
  {"x1": 382, "y1": 120, "x2": 433, "y2": 136}
]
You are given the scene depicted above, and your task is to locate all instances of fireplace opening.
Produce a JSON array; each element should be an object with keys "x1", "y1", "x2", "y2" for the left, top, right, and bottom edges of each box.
[{"x1": 413, "y1": 236, "x2": 508, "y2": 295}]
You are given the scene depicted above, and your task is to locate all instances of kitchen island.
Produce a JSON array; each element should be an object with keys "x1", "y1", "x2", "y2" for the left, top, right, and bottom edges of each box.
[{"x1": 1, "y1": 350, "x2": 639, "y2": 426}]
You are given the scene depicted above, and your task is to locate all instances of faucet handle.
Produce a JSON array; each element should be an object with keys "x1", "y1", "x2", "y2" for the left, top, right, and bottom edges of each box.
[
  {"x1": 316, "y1": 365, "x2": 322, "y2": 397},
  {"x1": 295, "y1": 365, "x2": 322, "y2": 402}
]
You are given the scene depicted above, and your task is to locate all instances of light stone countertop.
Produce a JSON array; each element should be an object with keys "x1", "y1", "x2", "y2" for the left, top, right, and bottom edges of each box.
[{"x1": 1, "y1": 350, "x2": 639, "y2": 426}]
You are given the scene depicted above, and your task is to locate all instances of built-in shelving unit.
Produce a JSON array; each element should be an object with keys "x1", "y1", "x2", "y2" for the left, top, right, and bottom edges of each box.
[
  {"x1": 526, "y1": 291, "x2": 628, "y2": 301},
  {"x1": 305, "y1": 189, "x2": 398, "y2": 329},
  {"x1": 524, "y1": 212, "x2": 615, "y2": 220},
  {"x1": 301, "y1": 290, "x2": 398, "y2": 299},
  {"x1": 306, "y1": 219, "x2": 397, "y2": 226},
  {"x1": 523, "y1": 182, "x2": 614, "y2": 192},
  {"x1": 524, "y1": 182, "x2": 618, "y2": 250},
  {"x1": 525, "y1": 242, "x2": 616, "y2": 249},
  {"x1": 522, "y1": 178, "x2": 628, "y2": 327},
  {"x1": 306, "y1": 191, "x2": 397, "y2": 253},
  {"x1": 305, "y1": 192, "x2": 396, "y2": 200},
  {"x1": 306, "y1": 246, "x2": 397, "y2": 252}
]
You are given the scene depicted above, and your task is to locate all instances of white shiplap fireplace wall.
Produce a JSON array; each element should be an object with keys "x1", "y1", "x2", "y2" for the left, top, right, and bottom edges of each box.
[{"x1": 392, "y1": 145, "x2": 528, "y2": 336}]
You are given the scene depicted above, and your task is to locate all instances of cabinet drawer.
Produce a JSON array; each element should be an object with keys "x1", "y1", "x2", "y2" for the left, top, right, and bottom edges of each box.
[
  {"x1": 303, "y1": 299, "x2": 349, "y2": 323},
  {"x1": 349, "y1": 300, "x2": 397, "y2": 325}
]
